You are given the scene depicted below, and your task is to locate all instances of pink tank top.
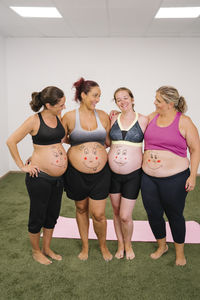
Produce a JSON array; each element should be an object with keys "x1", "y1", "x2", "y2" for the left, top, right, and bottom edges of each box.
[{"x1": 144, "y1": 112, "x2": 187, "y2": 157}]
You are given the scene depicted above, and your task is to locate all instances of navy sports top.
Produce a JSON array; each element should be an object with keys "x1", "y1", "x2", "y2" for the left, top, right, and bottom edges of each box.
[
  {"x1": 109, "y1": 112, "x2": 144, "y2": 147},
  {"x1": 69, "y1": 109, "x2": 107, "y2": 146},
  {"x1": 32, "y1": 112, "x2": 65, "y2": 145}
]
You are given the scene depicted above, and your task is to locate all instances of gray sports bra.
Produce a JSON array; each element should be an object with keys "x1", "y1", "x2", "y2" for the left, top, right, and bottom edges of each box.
[{"x1": 69, "y1": 109, "x2": 107, "y2": 146}]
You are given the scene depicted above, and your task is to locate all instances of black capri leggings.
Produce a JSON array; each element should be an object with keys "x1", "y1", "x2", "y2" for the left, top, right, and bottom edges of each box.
[
  {"x1": 25, "y1": 172, "x2": 63, "y2": 234},
  {"x1": 141, "y1": 169, "x2": 190, "y2": 244}
]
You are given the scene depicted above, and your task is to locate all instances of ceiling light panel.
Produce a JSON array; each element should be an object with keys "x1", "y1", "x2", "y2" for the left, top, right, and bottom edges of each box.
[
  {"x1": 155, "y1": 7, "x2": 200, "y2": 18},
  {"x1": 10, "y1": 6, "x2": 62, "y2": 18}
]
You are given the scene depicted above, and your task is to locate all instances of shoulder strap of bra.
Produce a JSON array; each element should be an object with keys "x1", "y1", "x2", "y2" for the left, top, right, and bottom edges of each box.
[
  {"x1": 75, "y1": 109, "x2": 81, "y2": 129},
  {"x1": 149, "y1": 113, "x2": 159, "y2": 126},
  {"x1": 172, "y1": 111, "x2": 181, "y2": 127},
  {"x1": 118, "y1": 112, "x2": 138, "y2": 131},
  {"x1": 38, "y1": 112, "x2": 43, "y2": 123},
  {"x1": 94, "y1": 110, "x2": 104, "y2": 129}
]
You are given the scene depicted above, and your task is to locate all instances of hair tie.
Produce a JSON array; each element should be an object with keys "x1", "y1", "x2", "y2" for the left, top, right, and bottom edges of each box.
[{"x1": 38, "y1": 92, "x2": 41, "y2": 98}]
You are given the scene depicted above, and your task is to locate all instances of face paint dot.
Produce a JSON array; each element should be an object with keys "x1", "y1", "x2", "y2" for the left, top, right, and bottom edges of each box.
[
  {"x1": 148, "y1": 160, "x2": 151, "y2": 162},
  {"x1": 125, "y1": 158, "x2": 127, "y2": 160},
  {"x1": 115, "y1": 156, "x2": 118, "y2": 159},
  {"x1": 84, "y1": 157, "x2": 87, "y2": 160},
  {"x1": 157, "y1": 160, "x2": 161, "y2": 163},
  {"x1": 96, "y1": 157, "x2": 98, "y2": 160}
]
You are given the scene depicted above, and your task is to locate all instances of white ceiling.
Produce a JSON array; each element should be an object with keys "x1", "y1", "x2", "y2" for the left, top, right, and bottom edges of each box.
[{"x1": 0, "y1": 0, "x2": 200, "y2": 38}]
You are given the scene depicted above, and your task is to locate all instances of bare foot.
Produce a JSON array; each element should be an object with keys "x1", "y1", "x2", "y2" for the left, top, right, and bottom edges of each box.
[
  {"x1": 125, "y1": 246, "x2": 135, "y2": 260},
  {"x1": 115, "y1": 248, "x2": 124, "y2": 259},
  {"x1": 101, "y1": 247, "x2": 113, "y2": 261},
  {"x1": 78, "y1": 248, "x2": 88, "y2": 261},
  {"x1": 176, "y1": 256, "x2": 186, "y2": 266},
  {"x1": 150, "y1": 245, "x2": 168, "y2": 260},
  {"x1": 43, "y1": 249, "x2": 62, "y2": 261},
  {"x1": 33, "y1": 250, "x2": 52, "y2": 265}
]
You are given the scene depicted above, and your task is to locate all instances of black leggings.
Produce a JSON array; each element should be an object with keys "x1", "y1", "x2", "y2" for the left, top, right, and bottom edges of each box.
[
  {"x1": 141, "y1": 169, "x2": 190, "y2": 244},
  {"x1": 25, "y1": 172, "x2": 63, "y2": 234}
]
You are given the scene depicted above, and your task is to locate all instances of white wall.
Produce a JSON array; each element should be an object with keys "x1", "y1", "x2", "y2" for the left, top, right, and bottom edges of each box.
[
  {"x1": 0, "y1": 36, "x2": 9, "y2": 177},
  {"x1": 5, "y1": 37, "x2": 200, "y2": 172}
]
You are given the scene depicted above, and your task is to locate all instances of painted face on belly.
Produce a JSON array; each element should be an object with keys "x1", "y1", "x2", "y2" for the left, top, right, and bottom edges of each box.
[
  {"x1": 113, "y1": 146, "x2": 128, "y2": 166},
  {"x1": 79, "y1": 144, "x2": 101, "y2": 171},
  {"x1": 146, "y1": 152, "x2": 162, "y2": 170},
  {"x1": 51, "y1": 146, "x2": 67, "y2": 168}
]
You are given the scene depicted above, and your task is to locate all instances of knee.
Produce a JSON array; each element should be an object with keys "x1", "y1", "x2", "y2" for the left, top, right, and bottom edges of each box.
[
  {"x1": 91, "y1": 212, "x2": 106, "y2": 223},
  {"x1": 76, "y1": 205, "x2": 88, "y2": 215},
  {"x1": 120, "y1": 213, "x2": 132, "y2": 224}
]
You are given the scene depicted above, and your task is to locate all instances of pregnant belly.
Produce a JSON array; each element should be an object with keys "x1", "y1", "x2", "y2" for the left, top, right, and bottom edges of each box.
[
  {"x1": 142, "y1": 150, "x2": 189, "y2": 177},
  {"x1": 108, "y1": 144, "x2": 143, "y2": 174},
  {"x1": 68, "y1": 142, "x2": 108, "y2": 174},
  {"x1": 32, "y1": 143, "x2": 68, "y2": 177}
]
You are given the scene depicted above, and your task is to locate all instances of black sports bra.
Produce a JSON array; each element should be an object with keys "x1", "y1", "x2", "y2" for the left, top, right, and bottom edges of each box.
[{"x1": 32, "y1": 112, "x2": 65, "y2": 145}]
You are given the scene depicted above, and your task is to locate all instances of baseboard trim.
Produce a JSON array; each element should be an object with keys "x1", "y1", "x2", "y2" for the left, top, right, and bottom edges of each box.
[{"x1": 0, "y1": 170, "x2": 23, "y2": 180}]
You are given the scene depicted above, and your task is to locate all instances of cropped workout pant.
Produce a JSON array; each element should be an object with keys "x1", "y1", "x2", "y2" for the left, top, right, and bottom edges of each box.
[
  {"x1": 25, "y1": 172, "x2": 63, "y2": 234},
  {"x1": 141, "y1": 169, "x2": 190, "y2": 244}
]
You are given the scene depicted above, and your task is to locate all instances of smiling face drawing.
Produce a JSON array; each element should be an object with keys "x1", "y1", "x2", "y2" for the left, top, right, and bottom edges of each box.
[
  {"x1": 146, "y1": 152, "x2": 162, "y2": 170},
  {"x1": 113, "y1": 146, "x2": 128, "y2": 166},
  {"x1": 51, "y1": 146, "x2": 67, "y2": 168},
  {"x1": 79, "y1": 144, "x2": 101, "y2": 171}
]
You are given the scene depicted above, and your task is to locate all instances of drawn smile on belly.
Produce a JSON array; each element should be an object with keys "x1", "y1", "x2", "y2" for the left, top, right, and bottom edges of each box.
[
  {"x1": 146, "y1": 152, "x2": 162, "y2": 170},
  {"x1": 113, "y1": 147, "x2": 128, "y2": 167},
  {"x1": 79, "y1": 144, "x2": 102, "y2": 171}
]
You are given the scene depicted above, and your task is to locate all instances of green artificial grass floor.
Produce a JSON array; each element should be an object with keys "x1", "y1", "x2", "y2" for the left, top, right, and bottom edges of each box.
[{"x1": 0, "y1": 173, "x2": 200, "y2": 300}]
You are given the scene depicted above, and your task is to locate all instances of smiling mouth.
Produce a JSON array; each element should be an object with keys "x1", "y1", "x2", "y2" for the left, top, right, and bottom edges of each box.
[
  {"x1": 83, "y1": 161, "x2": 100, "y2": 169},
  {"x1": 114, "y1": 160, "x2": 127, "y2": 166}
]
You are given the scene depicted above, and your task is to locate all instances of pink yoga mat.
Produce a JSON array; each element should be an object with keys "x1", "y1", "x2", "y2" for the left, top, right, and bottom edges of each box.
[{"x1": 50, "y1": 217, "x2": 200, "y2": 244}]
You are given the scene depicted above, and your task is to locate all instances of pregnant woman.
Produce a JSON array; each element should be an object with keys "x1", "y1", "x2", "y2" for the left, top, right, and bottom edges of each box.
[
  {"x1": 62, "y1": 78, "x2": 112, "y2": 261},
  {"x1": 7, "y1": 86, "x2": 67, "y2": 265},
  {"x1": 141, "y1": 86, "x2": 200, "y2": 266},
  {"x1": 108, "y1": 87, "x2": 148, "y2": 259}
]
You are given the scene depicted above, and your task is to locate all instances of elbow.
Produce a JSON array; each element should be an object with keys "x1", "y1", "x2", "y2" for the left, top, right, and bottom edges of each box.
[
  {"x1": 6, "y1": 136, "x2": 15, "y2": 149},
  {"x1": 6, "y1": 137, "x2": 11, "y2": 148}
]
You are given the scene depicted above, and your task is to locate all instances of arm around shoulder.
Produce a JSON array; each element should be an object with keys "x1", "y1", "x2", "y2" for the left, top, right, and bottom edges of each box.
[{"x1": 138, "y1": 113, "x2": 149, "y2": 133}]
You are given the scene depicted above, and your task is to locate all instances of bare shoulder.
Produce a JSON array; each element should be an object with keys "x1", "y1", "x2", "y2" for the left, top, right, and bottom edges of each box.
[
  {"x1": 62, "y1": 109, "x2": 76, "y2": 124},
  {"x1": 179, "y1": 114, "x2": 196, "y2": 129},
  {"x1": 179, "y1": 113, "x2": 198, "y2": 132},
  {"x1": 138, "y1": 113, "x2": 148, "y2": 123},
  {"x1": 96, "y1": 109, "x2": 110, "y2": 129},
  {"x1": 138, "y1": 113, "x2": 148, "y2": 132},
  {"x1": 23, "y1": 114, "x2": 38, "y2": 129},
  {"x1": 180, "y1": 114, "x2": 192, "y2": 125},
  {"x1": 96, "y1": 109, "x2": 109, "y2": 119},
  {"x1": 96, "y1": 109, "x2": 109, "y2": 123}
]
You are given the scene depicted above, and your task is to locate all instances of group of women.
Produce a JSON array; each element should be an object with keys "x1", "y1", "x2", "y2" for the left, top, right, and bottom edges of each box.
[{"x1": 6, "y1": 78, "x2": 200, "y2": 266}]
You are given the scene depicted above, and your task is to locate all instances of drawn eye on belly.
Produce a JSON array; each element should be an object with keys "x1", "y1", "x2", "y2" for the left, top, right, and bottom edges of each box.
[
  {"x1": 80, "y1": 144, "x2": 101, "y2": 171},
  {"x1": 50, "y1": 146, "x2": 67, "y2": 168},
  {"x1": 147, "y1": 152, "x2": 162, "y2": 169},
  {"x1": 113, "y1": 147, "x2": 128, "y2": 166}
]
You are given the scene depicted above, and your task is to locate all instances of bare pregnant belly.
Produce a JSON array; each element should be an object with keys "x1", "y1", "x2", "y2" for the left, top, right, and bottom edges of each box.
[
  {"x1": 68, "y1": 142, "x2": 108, "y2": 174},
  {"x1": 108, "y1": 144, "x2": 143, "y2": 174},
  {"x1": 142, "y1": 150, "x2": 189, "y2": 177},
  {"x1": 31, "y1": 143, "x2": 68, "y2": 177}
]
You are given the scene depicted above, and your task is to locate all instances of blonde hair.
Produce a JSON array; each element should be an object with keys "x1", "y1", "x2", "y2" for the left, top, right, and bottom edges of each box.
[{"x1": 157, "y1": 86, "x2": 187, "y2": 113}]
